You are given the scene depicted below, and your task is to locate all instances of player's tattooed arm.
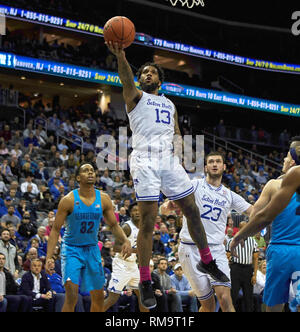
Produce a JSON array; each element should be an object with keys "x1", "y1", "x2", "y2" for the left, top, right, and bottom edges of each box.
[{"x1": 173, "y1": 108, "x2": 184, "y2": 158}]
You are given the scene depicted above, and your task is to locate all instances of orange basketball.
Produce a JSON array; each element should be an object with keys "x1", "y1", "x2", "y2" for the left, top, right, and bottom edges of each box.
[{"x1": 103, "y1": 16, "x2": 136, "y2": 49}]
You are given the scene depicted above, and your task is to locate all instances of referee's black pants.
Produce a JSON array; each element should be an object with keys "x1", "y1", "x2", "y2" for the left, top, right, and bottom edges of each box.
[{"x1": 230, "y1": 263, "x2": 254, "y2": 312}]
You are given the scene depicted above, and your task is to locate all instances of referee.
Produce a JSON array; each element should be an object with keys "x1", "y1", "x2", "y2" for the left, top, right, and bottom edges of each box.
[{"x1": 226, "y1": 222, "x2": 259, "y2": 312}]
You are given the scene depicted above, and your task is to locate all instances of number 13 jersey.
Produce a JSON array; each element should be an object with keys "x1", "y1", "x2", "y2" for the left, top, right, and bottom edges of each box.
[
  {"x1": 179, "y1": 178, "x2": 250, "y2": 245},
  {"x1": 127, "y1": 91, "x2": 176, "y2": 157}
]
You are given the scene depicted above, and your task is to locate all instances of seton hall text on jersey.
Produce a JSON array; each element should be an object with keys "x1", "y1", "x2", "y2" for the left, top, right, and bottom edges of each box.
[
  {"x1": 202, "y1": 194, "x2": 227, "y2": 207},
  {"x1": 74, "y1": 212, "x2": 101, "y2": 221},
  {"x1": 147, "y1": 99, "x2": 172, "y2": 110}
]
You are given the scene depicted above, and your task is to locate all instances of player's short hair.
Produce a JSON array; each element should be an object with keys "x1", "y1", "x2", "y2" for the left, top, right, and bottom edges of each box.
[
  {"x1": 205, "y1": 151, "x2": 226, "y2": 164},
  {"x1": 128, "y1": 202, "x2": 138, "y2": 214},
  {"x1": 75, "y1": 162, "x2": 95, "y2": 178},
  {"x1": 136, "y1": 62, "x2": 165, "y2": 83},
  {"x1": 158, "y1": 257, "x2": 168, "y2": 265}
]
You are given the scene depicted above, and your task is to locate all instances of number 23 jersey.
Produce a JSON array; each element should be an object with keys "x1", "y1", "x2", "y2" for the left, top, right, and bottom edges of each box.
[{"x1": 179, "y1": 178, "x2": 250, "y2": 245}]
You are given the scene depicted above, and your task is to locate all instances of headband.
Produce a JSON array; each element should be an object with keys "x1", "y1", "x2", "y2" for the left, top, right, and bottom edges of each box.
[{"x1": 290, "y1": 147, "x2": 300, "y2": 165}]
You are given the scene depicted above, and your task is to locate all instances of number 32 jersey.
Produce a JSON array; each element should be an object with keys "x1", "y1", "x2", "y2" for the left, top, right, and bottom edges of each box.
[
  {"x1": 64, "y1": 189, "x2": 103, "y2": 246},
  {"x1": 180, "y1": 178, "x2": 250, "y2": 245},
  {"x1": 127, "y1": 91, "x2": 176, "y2": 156}
]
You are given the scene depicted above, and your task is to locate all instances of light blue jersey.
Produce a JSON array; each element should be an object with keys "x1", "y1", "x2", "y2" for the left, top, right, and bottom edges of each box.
[
  {"x1": 264, "y1": 193, "x2": 300, "y2": 306},
  {"x1": 270, "y1": 193, "x2": 300, "y2": 245},
  {"x1": 64, "y1": 189, "x2": 103, "y2": 246},
  {"x1": 61, "y1": 188, "x2": 105, "y2": 291}
]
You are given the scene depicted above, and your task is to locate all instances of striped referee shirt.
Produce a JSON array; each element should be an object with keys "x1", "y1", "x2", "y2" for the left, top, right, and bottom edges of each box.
[{"x1": 226, "y1": 237, "x2": 259, "y2": 265}]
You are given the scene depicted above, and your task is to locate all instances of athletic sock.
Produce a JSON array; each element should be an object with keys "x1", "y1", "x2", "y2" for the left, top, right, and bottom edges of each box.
[
  {"x1": 139, "y1": 266, "x2": 152, "y2": 282},
  {"x1": 199, "y1": 247, "x2": 213, "y2": 264}
]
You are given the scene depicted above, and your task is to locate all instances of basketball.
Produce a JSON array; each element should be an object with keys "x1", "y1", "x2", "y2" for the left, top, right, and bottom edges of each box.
[{"x1": 103, "y1": 16, "x2": 136, "y2": 48}]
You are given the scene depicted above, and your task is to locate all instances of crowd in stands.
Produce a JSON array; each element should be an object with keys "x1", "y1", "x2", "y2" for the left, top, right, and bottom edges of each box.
[{"x1": 0, "y1": 93, "x2": 289, "y2": 312}]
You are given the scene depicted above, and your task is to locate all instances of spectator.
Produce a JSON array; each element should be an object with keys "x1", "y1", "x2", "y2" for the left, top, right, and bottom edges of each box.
[
  {"x1": 170, "y1": 263, "x2": 198, "y2": 312},
  {"x1": 225, "y1": 214, "x2": 239, "y2": 236},
  {"x1": 26, "y1": 226, "x2": 47, "y2": 258},
  {"x1": 22, "y1": 184, "x2": 38, "y2": 201},
  {"x1": 253, "y1": 259, "x2": 267, "y2": 312},
  {"x1": 0, "y1": 229, "x2": 20, "y2": 278},
  {"x1": 153, "y1": 258, "x2": 182, "y2": 312},
  {"x1": 100, "y1": 169, "x2": 114, "y2": 188},
  {"x1": 1, "y1": 205, "x2": 21, "y2": 229},
  {"x1": 50, "y1": 177, "x2": 65, "y2": 201},
  {"x1": 22, "y1": 247, "x2": 38, "y2": 272},
  {"x1": 121, "y1": 180, "x2": 134, "y2": 199},
  {"x1": 34, "y1": 161, "x2": 49, "y2": 182},
  {"x1": 0, "y1": 253, "x2": 31, "y2": 312},
  {"x1": 18, "y1": 215, "x2": 37, "y2": 242},
  {"x1": 118, "y1": 207, "x2": 130, "y2": 225},
  {"x1": 166, "y1": 256, "x2": 177, "y2": 276},
  {"x1": 37, "y1": 190, "x2": 56, "y2": 212},
  {"x1": 20, "y1": 175, "x2": 39, "y2": 195},
  {"x1": 0, "y1": 159, "x2": 13, "y2": 183},
  {"x1": 0, "y1": 196, "x2": 22, "y2": 220},
  {"x1": 59, "y1": 148, "x2": 69, "y2": 164},
  {"x1": 7, "y1": 224, "x2": 24, "y2": 255},
  {"x1": 255, "y1": 169, "x2": 268, "y2": 185},
  {"x1": 20, "y1": 258, "x2": 55, "y2": 312},
  {"x1": 23, "y1": 132, "x2": 39, "y2": 148},
  {"x1": 149, "y1": 259, "x2": 168, "y2": 312},
  {"x1": 152, "y1": 231, "x2": 165, "y2": 255},
  {"x1": 159, "y1": 223, "x2": 170, "y2": 248}
]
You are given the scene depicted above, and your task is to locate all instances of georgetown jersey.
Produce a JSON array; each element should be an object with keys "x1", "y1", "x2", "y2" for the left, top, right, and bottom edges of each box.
[
  {"x1": 64, "y1": 189, "x2": 103, "y2": 246},
  {"x1": 115, "y1": 219, "x2": 139, "y2": 262},
  {"x1": 180, "y1": 178, "x2": 250, "y2": 245},
  {"x1": 127, "y1": 91, "x2": 175, "y2": 156},
  {"x1": 270, "y1": 193, "x2": 300, "y2": 245}
]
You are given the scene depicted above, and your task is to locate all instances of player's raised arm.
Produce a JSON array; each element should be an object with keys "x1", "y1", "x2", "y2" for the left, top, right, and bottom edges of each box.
[
  {"x1": 101, "y1": 192, "x2": 132, "y2": 258},
  {"x1": 46, "y1": 194, "x2": 73, "y2": 262},
  {"x1": 105, "y1": 41, "x2": 142, "y2": 111}
]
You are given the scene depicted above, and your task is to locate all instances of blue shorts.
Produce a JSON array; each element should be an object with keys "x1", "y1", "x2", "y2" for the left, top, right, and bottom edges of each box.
[
  {"x1": 263, "y1": 244, "x2": 300, "y2": 307},
  {"x1": 61, "y1": 243, "x2": 105, "y2": 293}
]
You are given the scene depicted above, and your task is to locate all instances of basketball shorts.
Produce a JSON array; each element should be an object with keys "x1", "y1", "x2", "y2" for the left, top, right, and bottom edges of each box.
[
  {"x1": 178, "y1": 242, "x2": 231, "y2": 301},
  {"x1": 108, "y1": 257, "x2": 140, "y2": 293},
  {"x1": 61, "y1": 243, "x2": 105, "y2": 293},
  {"x1": 263, "y1": 244, "x2": 300, "y2": 307},
  {"x1": 130, "y1": 154, "x2": 194, "y2": 201}
]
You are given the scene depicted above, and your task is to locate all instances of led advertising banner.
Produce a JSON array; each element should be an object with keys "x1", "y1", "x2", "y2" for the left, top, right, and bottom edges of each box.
[
  {"x1": 1, "y1": 51, "x2": 300, "y2": 117},
  {"x1": 1, "y1": 4, "x2": 300, "y2": 75}
]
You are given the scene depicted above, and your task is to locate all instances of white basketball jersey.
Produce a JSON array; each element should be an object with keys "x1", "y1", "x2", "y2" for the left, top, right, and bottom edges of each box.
[
  {"x1": 127, "y1": 91, "x2": 175, "y2": 156},
  {"x1": 115, "y1": 219, "x2": 139, "y2": 262},
  {"x1": 179, "y1": 178, "x2": 251, "y2": 245}
]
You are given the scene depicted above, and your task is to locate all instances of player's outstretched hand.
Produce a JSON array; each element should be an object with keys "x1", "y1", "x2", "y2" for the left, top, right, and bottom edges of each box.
[
  {"x1": 105, "y1": 41, "x2": 125, "y2": 57},
  {"x1": 121, "y1": 239, "x2": 132, "y2": 259},
  {"x1": 229, "y1": 234, "x2": 245, "y2": 258},
  {"x1": 160, "y1": 200, "x2": 177, "y2": 215}
]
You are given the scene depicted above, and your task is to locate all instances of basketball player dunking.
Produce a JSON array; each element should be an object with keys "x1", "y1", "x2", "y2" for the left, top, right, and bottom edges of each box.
[
  {"x1": 230, "y1": 139, "x2": 300, "y2": 312},
  {"x1": 46, "y1": 162, "x2": 132, "y2": 312},
  {"x1": 106, "y1": 41, "x2": 229, "y2": 309}
]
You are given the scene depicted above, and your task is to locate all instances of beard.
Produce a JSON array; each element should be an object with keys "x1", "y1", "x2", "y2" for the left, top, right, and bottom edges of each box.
[
  {"x1": 207, "y1": 170, "x2": 223, "y2": 180},
  {"x1": 140, "y1": 81, "x2": 160, "y2": 93}
]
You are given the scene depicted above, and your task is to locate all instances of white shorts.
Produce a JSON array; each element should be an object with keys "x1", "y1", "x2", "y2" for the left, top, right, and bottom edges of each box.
[
  {"x1": 178, "y1": 242, "x2": 231, "y2": 301},
  {"x1": 130, "y1": 154, "x2": 194, "y2": 201},
  {"x1": 108, "y1": 257, "x2": 140, "y2": 294}
]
